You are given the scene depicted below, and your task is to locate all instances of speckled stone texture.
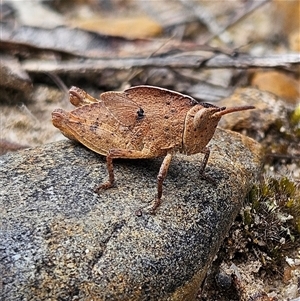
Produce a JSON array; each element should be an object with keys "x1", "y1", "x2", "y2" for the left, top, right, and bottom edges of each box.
[{"x1": 0, "y1": 128, "x2": 262, "y2": 301}]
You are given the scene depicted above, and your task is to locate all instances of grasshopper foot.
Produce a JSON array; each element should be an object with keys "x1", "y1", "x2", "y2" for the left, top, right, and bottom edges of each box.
[
  {"x1": 149, "y1": 198, "x2": 161, "y2": 215},
  {"x1": 93, "y1": 181, "x2": 113, "y2": 193},
  {"x1": 199, "y1": 173, "x2": 216, "y2": 185}
]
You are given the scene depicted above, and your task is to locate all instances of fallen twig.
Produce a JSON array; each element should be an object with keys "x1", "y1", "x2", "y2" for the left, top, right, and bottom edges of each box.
[{"x1": 22, "y1": 53, "x2": 300, "y2": 75}]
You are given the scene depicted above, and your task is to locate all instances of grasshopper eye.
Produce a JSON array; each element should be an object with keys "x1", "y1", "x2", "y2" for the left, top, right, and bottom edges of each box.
[{"x1": 193, "y1": 108, "x2": 208, "y2": 129}]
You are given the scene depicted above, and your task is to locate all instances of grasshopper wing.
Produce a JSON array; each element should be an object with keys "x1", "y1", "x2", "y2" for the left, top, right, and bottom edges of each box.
[
  {"x1": 100, "y1": 91, "x2": 144, "y2": 127},
  {"x1": 52, "y1": 108, "x2": 135, "y2": 156},
  {"x1": 124, "y1": 85, "x2": 197, "y2": 112}
]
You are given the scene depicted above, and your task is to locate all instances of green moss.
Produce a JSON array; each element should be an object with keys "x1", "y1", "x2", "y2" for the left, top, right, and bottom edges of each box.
[
  {"x1": 290, "y1": 103, "x2": 300, "y2": 125},
  {"x1": 251, "y1": 177, "x2": 300, "y2": 233},
  {"x1": 242, "y1": 207, "x2": 253, "y2": 226},
  {"x1": 290, "y1": 104, "x2": 300, "y2": 137},
  {"x1": 225, "y1": 177, "x2": 300, "y2": 274}
]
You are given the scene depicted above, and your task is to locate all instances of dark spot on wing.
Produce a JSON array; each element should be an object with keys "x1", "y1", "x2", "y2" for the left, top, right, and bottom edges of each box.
[
  {"x1": 90, "y1": 122, "x2": 99, "y2": 132},
  {"x1": 137, "y1": 108, "x2": 145, "y2": 120}
]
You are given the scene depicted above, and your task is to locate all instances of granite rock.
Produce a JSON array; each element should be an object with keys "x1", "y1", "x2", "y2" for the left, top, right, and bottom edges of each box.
[{"x1": 0, "y1": 128, "x2": 262, "y2": 301}]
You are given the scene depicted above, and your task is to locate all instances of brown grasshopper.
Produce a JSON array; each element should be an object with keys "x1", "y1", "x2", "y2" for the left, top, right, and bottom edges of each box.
[{"x1": 52, "y1": 86, "x2": 254, "y2": 213}]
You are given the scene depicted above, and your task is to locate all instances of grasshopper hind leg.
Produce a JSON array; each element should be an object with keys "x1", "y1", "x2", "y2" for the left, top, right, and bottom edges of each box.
[
  {"x1": 94, "y1": 148, "x2": 152, "y2": 192},
  {"x1": 94, "y1": 149, "x2": 174, "y2": 215}
]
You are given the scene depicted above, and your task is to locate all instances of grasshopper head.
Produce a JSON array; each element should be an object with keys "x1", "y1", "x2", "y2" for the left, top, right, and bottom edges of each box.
[
  {"x1": 193, "y1": 104, "x2": 255, "y2": 129},
  {"x1": 182, "y1": 104, "x2": 255, "y2": 155}
]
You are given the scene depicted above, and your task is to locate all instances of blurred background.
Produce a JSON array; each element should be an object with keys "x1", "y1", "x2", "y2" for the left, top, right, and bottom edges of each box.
[{"x1": 0, "y1": 1, "x2": 299, "y2": 300}]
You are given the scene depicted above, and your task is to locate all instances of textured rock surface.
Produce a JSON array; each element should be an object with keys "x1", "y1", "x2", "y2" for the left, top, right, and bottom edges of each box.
[{"x1": 0, "y1": 129, "x2": 262, "y2": 301}]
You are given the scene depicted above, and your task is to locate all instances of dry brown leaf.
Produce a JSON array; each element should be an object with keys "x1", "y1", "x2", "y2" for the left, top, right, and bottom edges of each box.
[
  {"x1": 68, "y1": 15, "x2": 162, "y2": 39},
  {"x1": 251, "y1": 71, "x2": 300, "y2": 104},
  {"x1": 289, "y1": 30, "x2": 300, "y2": 52},
  {"x1": 274, "y1": 0, "x2": 300, "y2": 34}
]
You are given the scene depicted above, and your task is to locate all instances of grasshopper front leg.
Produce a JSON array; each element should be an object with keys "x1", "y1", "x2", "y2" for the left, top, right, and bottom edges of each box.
[{"x1": 199, "y1": 147, "x2": 215, "y2": 184}]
